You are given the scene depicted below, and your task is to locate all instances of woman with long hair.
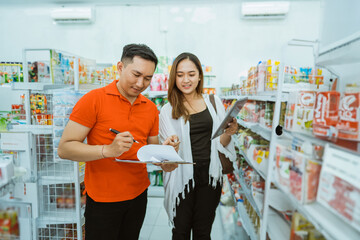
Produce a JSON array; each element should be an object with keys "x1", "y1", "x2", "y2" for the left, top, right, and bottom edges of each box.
[{"x1": 159, "y1": 52, "x2": 238, "y2": 239}]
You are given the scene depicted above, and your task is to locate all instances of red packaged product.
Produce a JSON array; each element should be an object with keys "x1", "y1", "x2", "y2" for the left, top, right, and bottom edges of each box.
[
  {"x1": 337, "y1": 92, "x2": 360, "y2": 140},
  {"x1": 313, "y1": 91, "x2": 340, "y2": 138}
]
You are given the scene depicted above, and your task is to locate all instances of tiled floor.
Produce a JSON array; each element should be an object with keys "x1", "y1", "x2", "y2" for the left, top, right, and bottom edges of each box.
[{"x1": 139, "y1": 197, "x2": 228, "y2": 240}]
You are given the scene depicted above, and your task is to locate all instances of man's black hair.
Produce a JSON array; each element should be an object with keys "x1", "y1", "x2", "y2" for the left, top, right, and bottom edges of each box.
[{"x1": 121, "y1": 44, "x2": 158, "y2": 67}]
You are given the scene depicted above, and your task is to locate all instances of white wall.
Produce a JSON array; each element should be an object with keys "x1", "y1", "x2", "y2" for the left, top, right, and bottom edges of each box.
[{"x1": 0, "y1": 1, "x2": 321, "y2": 87}]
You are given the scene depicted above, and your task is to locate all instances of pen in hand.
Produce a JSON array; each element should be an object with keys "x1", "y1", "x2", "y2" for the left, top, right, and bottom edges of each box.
[{"x1": 109, "y1": 128, "x2": 139, "y2": 143}]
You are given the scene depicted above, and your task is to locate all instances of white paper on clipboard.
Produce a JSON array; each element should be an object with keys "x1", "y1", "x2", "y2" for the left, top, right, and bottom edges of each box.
[
  {"x1": 115, "y1": 144, "x2": 194, "y2": 164},
  {"x1": 211, "y1": 97, "x2": 248, "y2": 140}
]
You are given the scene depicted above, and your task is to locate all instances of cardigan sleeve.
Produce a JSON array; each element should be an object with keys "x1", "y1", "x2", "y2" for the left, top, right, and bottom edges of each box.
[
  {"x1": 213, "y1": 95, "x2": 237, "y2": 162},
  {"x1": 159, "y1": 103, "x2": 177, "y2": 144}
]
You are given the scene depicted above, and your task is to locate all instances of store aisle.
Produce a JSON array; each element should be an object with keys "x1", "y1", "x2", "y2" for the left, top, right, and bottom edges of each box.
[{"x1": 140, "y1": 197, "x2": 224, "y2": 240}]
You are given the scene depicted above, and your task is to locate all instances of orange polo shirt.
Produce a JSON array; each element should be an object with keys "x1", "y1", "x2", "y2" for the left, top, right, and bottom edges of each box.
[{"x1": 69, "y1": 80, "x2": 159, "y2": 202}]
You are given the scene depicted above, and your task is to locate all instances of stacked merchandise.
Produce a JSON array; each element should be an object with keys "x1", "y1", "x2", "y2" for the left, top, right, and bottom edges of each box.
[
  {"x1": 30, "y1": 93, "x2": 52, "y2": 125},
  {"x1": 0, "y1": 207, "x2": 19, "y2": 239},
  {"x1": 78, "y1": 58, "x2": 96, "y2": 84},
  {"x1": 148, "y1": 171, "x2": 163, "y2": 187},
  {"x1": 238, "y1": 100, "x2": 279, "y2": 130},
  {"x1": 317, "y1": 142, "x2": 360, "y2": 233},
  {"x1": 92, "y1": 65, "x2": 118, "y2": 86},
  {"x1": 284, "y1": 66, "x2": 325, "y2": 91},
  {"x1": 221, "y1": 63, "x2": 326, "y2": 97},
  {"x1": 0, "y1": 62, "x2": 23, "y2": 84},
  {"x1": 240, "y1": 60, "x2": 280, "y2": 95},
  {"x1": 150, "y1": 73, "x2": 168, "y2": 92},
  {"x1": 237, "y1": 126, "x2": 269, "y2": 180},
  {"x1": 290, "y1": 212, "x2": 325, "y2": 240},
  {"x1": 274, "y1": 138, "x2": 323, "y2": 204},
  {"x1": 285, "y1": 82, "x2": 360, "y2": 143},
  {"x1": 10, "y1": 94, "x2": 26, "y2": 125},
  {"x1": 50, "y1": 50, "x2": 75, "y2": 85},
  {"x1": 219, "y1": 174, "x2": 245, "y2": 239}
]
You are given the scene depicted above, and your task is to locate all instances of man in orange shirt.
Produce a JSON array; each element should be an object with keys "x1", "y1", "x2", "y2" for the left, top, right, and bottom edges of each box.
[{"x1": 58, "y1": 44, "x2": 178, "y2": 240}]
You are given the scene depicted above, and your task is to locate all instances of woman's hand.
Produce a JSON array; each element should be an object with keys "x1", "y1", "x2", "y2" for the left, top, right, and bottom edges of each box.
[
  {"x1": 224, "y1": 118, "x2": 238, "y2": 136},
  {"x1": 155, "y1": 163, "x2": 178, "y2": 172},
  {"x1": 163, "y1": 135, "x2": 180, "y2": 152}
]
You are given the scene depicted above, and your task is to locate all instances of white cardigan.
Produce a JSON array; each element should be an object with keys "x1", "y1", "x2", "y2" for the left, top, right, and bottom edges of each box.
[{"x1": 159, "y1": 94, "x2": 236, "y2": 226}]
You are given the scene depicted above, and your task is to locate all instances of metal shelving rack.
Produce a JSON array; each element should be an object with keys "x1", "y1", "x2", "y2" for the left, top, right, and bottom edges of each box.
[
  {"x1": 221, "y1": 33, "x2": 360, "y2": 239},
  {"x1": 1, "y1": 48, "x2": 89, "y2": 240}
]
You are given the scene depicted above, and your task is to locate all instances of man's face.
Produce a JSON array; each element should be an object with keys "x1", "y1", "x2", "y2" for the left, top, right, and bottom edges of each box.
[{"x1": 117, "y1": 56, "x2": 155, "y2": 99}]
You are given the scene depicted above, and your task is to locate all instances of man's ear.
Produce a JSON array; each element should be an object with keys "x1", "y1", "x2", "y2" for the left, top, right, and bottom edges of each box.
[{"x1": 117, "y1": 61, "x2": 124, "y2": 73}]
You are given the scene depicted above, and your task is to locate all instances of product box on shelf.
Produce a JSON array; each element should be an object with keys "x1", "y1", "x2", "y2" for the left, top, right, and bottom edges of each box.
[
  {"x1": 313, "y1": 91, "x2": 340, "y2": 139},
  {"x1": 285, "y1": 91, "x2": 316, "y2": 134},
  {"x1": 336, "y1": 85, "x2": 360, "y2": 141},
  {"x1": 290, "y1": 211, "x2": 326, "y2": 240},
  {"x1": 317, "y1": 145, "x2": 360, "y2": 232},
  {"x1": 239, "y1": 101, "x2": 259, "y2": 123},
  {"x1": 275, "y1": 143, "x2": 322, "y2": 204},
  {"x1": 264, "y1": 102, "x2": 275, "y2": 129},
  {"x1": 0, "y1": 207, "x2": 20, "y2": 238},
  {"x1": 256, "y1": 61, "x2": 266, "y2": 94},
  {"x1": 0, "y1": 62, "x2": 23, "y2": 83},
  {"x1": 265, "y1": 60, "x2": 280, "y2": 91},
  {"x1": 150, "y1": 73, "x2": 168, "y2": 91}
]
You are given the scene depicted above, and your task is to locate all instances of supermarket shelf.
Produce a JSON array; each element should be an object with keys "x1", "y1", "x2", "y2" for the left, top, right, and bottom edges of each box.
[
  {"x1": 12, "y1": 82, "x2": 74, "y2": 91},
  {"x1": 282, "y1": 129, "x2": 360, "y2": 154},
  {"x1": 8, "y1": 124, "x2": 53, "y2": 135},
  {"x1": 37, "y1": 211, "x2": 78, "y2": 227},
  {"x1": 248, "y1": 92, "x2": 288, "y2": 102},
  {"x1": 282, "y1": 83, "x2": 330, "y2": 92},
  {"x1": 221, "y1": 92, "x2": 288, "y2": 102},
  {"x1": 236, "y1": 202, "x2": 258, "y2": 240},
  {"x1": 78, "y1": 83, "x2": 104, "y2": 90},
  {"x1": 148, "y1": 185, "x2": 164, "y2": 197},
  {"x1": 274, "y1": 181, "x2": 360, "y2": 240},
  {"x1": 234, "y1": 172, "x2": 262, "y2": 218},
  {"x1": 237, "y1": 119, "x2": 271, "y2": 141},
  {"x1": 221, "y1": 95, "x2": 238, "y2": 100},
  {"x1": 38, "y1": 163, "x2": 78, "y2": 185},
  {"x1": 37, "y1": 205, "x2": 85, "y2": 227},
  {"x1": 147, "y1": 91, "x2": 167, "y2": 98},
  {"x1": 39, "y1": 176, "x2": 77, "y2": 185},
  {"x1": 317, "y1": 33, "x2": 360, "y2": 65},
  {"x1": 239, "y1": 149, "x2": 267, "y2": 180},
  {"x1": 267, "y1": 208, "x2": 291, "y2": 240},
  {"x1": 225, "y1": 175, "x2": 241, "y2": 213}
]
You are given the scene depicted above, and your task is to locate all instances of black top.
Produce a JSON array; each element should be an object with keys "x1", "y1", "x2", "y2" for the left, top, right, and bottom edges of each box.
[{"x1": 189, "y1": 107, "x2": 213, "y2": 165}]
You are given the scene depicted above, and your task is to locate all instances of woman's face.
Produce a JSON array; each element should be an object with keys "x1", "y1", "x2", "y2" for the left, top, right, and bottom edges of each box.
[{"x1": 175, "y1": 59, "x2": 200, "y2": 96}]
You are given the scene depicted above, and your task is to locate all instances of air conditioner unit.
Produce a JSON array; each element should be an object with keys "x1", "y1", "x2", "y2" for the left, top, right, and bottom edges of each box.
[
  {"x1": 51, "y1": 7, "x2": 94, "y2": 24},
  {"x1": 241, "y1": 1, "x2": 290, "y2": 19}
]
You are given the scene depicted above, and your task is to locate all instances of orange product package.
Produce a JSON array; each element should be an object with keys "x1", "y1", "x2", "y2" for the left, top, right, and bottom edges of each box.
[
  {"x1": 337, "y1": 91, "x2": 360, "y2": 140},
  {"x1": 313, "y1": 91, "x2": 340, "y2": 138}
]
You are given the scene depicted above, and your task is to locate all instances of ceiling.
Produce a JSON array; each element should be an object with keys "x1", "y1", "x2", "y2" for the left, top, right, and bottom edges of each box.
[{"x1": 0, "y1": 0, "x2": 319, "y2": 6}]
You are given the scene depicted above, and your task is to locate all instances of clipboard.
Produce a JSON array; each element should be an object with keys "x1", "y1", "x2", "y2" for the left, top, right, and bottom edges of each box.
[
  {"x1": 211, "y1": 97, "x2": 248, "y2": 140},
  {"x1": 115, "y1": 144, "x2": 194, "y2": 165},
  {"x1": 114, "y1": 159, "x2": 195, "y2": 164}
]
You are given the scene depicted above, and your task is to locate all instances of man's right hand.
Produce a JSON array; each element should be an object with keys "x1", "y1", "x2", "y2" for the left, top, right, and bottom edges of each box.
[{"x1": 103, "y1": 131, "x2": 134, "y2": 158}]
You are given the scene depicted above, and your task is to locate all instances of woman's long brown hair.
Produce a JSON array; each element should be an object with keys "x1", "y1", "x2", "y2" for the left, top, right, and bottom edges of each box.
[{"x1": 168, "y1": 52, "x2": 204, "y2": 122}]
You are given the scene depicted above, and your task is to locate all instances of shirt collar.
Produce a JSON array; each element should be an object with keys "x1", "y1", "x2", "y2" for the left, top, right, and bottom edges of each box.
[{"x1": 105, "y1": 80, "x2": 147, "y2": 104}]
